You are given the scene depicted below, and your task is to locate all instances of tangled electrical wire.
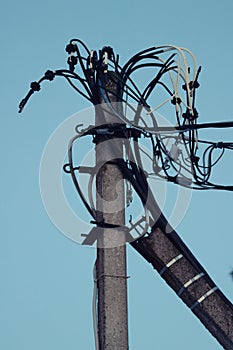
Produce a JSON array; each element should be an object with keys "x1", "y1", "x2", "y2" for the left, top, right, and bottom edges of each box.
[
  {"x1": 19, "y1": 38, "x2": 233, "y2": 194},
  {"x1": 18, "y1": 40, "x2": 233, "y2": 350}
]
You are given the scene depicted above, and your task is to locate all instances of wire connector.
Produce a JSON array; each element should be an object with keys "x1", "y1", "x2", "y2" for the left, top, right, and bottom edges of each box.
[
  {"x1": 65, "y1": 43, "x2": 77, "y2": 54},
  {"x1": 182, "y1": 108, "x2": 198, "y2": 121},
  {"x1": 182, "y1": 80, "x2": 200, "y2": 91},
  {"x1": 101, "y1": 46, "x2": 114, "y2": 60},
  {"x1": 214, "y1": 142, "x2": 223, "y2": 149},
  {"x1": 171, "y1": 96, "x2": 181, "y2": 105},
  {"x1": 87, "y1": 50, "x2": 98, "y2": 70},
  {"x1": 30, "y1": 81, "x2": 41, "y2": 91},
  {"x1": 67, "y1": 55, "x2": 78, "y2": 72},
  {"x1": 44, "y1": 70, "x2": 55, "y2": 81}
]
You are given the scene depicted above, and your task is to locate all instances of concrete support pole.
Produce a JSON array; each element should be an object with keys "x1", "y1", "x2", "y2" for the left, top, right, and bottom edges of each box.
[
  {"x1": 95, "y1": 73, "x2": 129, "y2": 350},
  {"x1": 131, "y1": 227, "x2": 233, "y2": 349}
]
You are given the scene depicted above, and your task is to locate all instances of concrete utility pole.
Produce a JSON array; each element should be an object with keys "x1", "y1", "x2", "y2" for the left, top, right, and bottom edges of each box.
[
  {"x1": 132, "y1": 227, "x2": 233, "y2": 349},
  {"x1": 19, "y1": 39, "x2": 233, "y2": 350},
  {"x1": 95, "y1": 73, "x2": 129, "y2": 350}
]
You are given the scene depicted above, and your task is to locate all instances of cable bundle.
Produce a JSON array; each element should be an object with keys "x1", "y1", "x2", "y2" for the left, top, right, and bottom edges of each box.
[{"x1": 19, "y1": 38, "x2": 233, "y2": 193}]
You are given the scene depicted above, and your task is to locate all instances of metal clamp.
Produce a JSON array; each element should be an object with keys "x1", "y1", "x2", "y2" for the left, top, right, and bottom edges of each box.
[
  {"x1": 159, "y1": 254, "x2": 183, "y2": 276},
  {"x1": 190, "y1": 286, "x2": 218, "y2": 310},
  {"x1": 95, "y1": 274, "x2": 130, "y2": 283},
  {"x1": 178, "y1": 272, "x2": 205, "y2": 296},
  {"x1": 81, "y1": 226, "x2": 133, "y2": 246}
]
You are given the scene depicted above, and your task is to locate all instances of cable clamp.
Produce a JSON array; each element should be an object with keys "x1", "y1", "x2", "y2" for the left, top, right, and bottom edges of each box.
[
  {"x1": 171, "y1": 96, "x2": 182, "y2": 105},
  {"x1": 81, "y1": 225, "x2": 133, "y2": 246},
  {"x1": 88, "y1": 50, "x2": 97, "y2": 69},
  {"x1": 30, "y1": 81, "x2": 41, "y2": 92},
  {"x1": 95, "y1": 273, "x2": 130, "y2": 283},
  {"x1": 96, "y1": 127, "x2": 115, "y2": 135},
  {"x1": 67, "y1": 54, "x2": 78, "y2": 72},
  {"x1": 190, "y1": 286, "x2": 218, "y2": 310},
  {"x1": 178, "y1": 272, "x2": 205, "y2": 296},
  {"x1": 159, "y1": 254, "x2": 183, "y2": 276},
  {"x1": 215, "y1": 142, "x2": 223, "y2": 149},
  {"x1": 44, "y1": 70, "x2": 55, "y2": 81},
  {"x1": 77, "y1": 124, "x2": 142, "y2": 139},
  {"x1": 182, "y1": 108, "x2": 198, "y2": 121},
  {"x1": 182, "y1": 81, "x2": 200, "y2": 91},
  {"x1": 65, "y1": 42, "x2": 77, "y2": 54},
  {"x1": 90, "y1": 220, "x2": 130, "y2": 230}
]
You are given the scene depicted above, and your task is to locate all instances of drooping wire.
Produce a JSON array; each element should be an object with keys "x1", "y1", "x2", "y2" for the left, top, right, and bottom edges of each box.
[{"x1": 18, "y1": 39, "x2": 233, "y2": 192}]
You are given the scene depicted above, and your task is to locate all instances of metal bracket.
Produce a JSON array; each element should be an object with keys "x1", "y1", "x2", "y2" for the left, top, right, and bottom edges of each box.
[
  {"x1": 159, "y1": 254, "x2": 183, "y2": 276},
  {"x1": 190, "y1": 286, "x2": 218, "y2": 310},
  {"x1": 78, "y1": 166, "x2": 95, "y2": 174},
  {"x1": 178, "y1": 272, "x2": 205, "y2": 296},
  {"x1": 81, "y1": 225, "x2": 134, "y2": 246}
]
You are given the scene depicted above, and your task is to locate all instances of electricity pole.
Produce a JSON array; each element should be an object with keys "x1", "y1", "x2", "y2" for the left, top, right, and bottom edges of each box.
[
  {"x1": 95, "y1": 72, "x2": 129, "y2": 349},
  {"x1": 19, "y1": 39, "x2": 233, "y2": 350}
]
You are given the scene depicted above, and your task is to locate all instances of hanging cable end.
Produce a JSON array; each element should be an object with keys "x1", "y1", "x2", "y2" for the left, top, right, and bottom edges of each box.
[
  {"x1": 18, "y1": 89, "x2": 34, "y2": 114},
  {"x1": 18, "y1": 99, "x2": 26, "y2": 113}
]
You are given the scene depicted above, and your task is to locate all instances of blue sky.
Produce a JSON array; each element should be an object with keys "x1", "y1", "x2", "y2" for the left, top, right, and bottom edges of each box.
[{"x1": 1, "y1": 0, "x2": 233, "y2": 349}]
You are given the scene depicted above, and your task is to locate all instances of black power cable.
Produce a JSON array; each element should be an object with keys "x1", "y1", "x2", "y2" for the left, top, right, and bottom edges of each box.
[{"x1": 19, "y1": 39, "x2": 233, "y2": 192}]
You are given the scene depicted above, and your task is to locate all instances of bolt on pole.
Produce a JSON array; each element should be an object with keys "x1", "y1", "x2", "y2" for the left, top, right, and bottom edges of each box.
[{"x1": 95, "y1": 72, "x2": 129, "y2": 350}]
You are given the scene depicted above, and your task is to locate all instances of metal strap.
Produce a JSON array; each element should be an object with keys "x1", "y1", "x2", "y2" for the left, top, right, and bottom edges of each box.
[
  {"x1": 96, "y1": 274, "x2": 130, "y2": 282},
  {"x1": 160, "y1": 254, "x2": 183, "y2": 276},
  {"x1": 190, "y1": 286, "x2": 218, "y2": 310},
  {"x1": 178, "y1": 272, "x2": 205, "y2": 296}
]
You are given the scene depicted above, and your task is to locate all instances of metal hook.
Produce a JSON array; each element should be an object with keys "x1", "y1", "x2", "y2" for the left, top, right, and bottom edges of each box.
[{"x1": 75, "y1": 124, "x2": 84, "y2": 134}]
